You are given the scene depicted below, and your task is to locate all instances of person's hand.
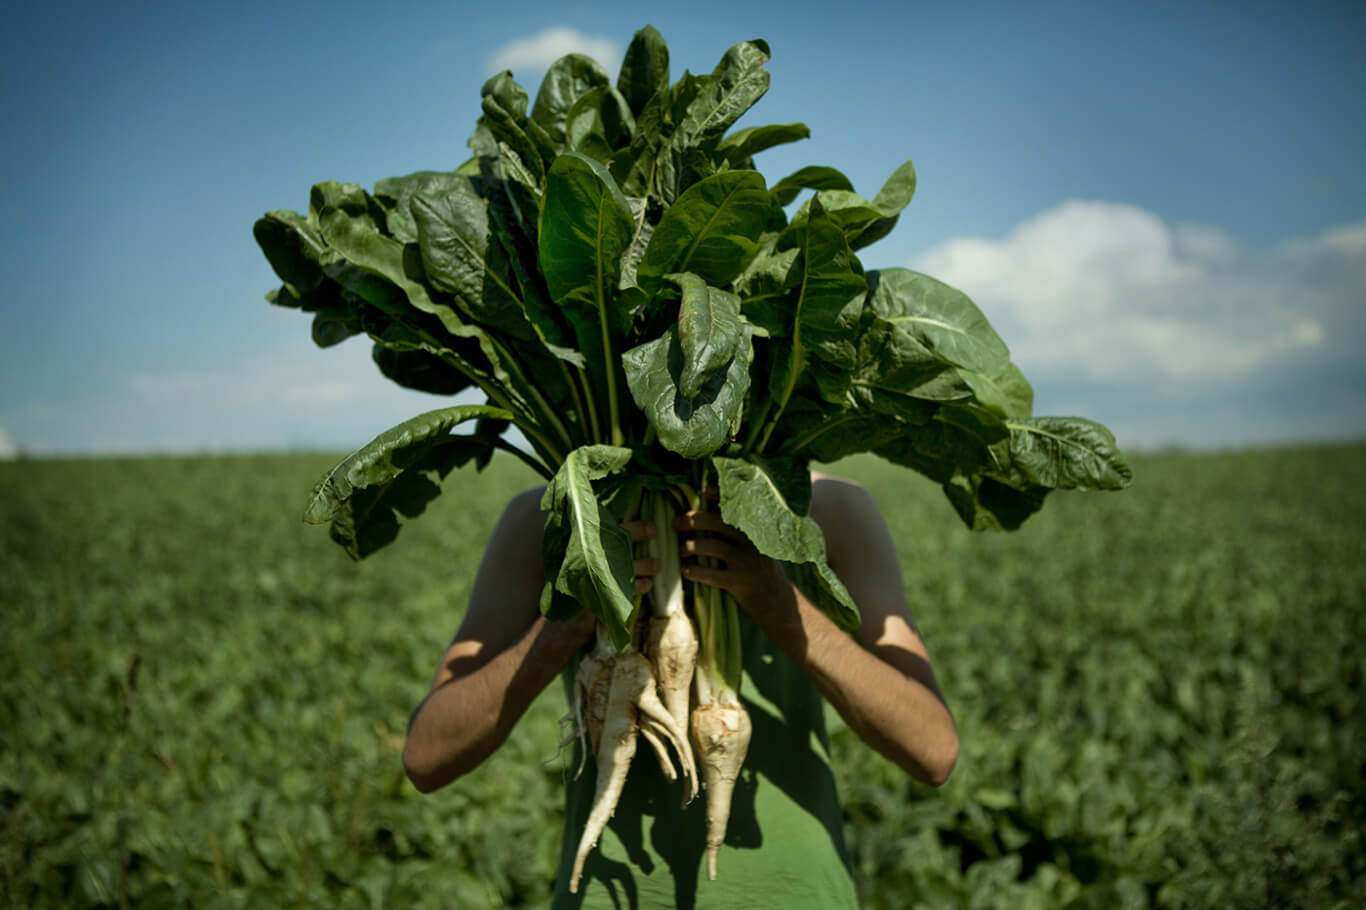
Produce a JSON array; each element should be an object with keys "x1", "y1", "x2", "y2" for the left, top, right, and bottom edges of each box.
[
  {"x1": 674, "y1": 502, "x2": 792, "y2": 622},
  {"x1": 621, "y1": 518, "x2": 660, "y2": 596}
]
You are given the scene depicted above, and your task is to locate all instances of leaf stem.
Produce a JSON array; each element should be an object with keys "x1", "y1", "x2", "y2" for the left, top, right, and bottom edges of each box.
[{"x1": 491, "y1": 437, "x2": 554, "y2": 480}]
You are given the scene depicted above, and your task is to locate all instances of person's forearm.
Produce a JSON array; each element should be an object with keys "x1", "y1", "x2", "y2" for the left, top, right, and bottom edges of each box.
[
  {"x1": 403, "y1": 616, "x2": 585, "y2": 792},
  {"x1": 746, "y1": 586, "x2": 959, "y2": 786}
]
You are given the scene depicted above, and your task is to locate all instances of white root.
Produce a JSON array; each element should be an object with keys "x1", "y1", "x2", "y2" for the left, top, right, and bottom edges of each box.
[
  {"x1": 634, "y1": 661, "x2": 698, "y2": 804},
  {"x1": 691, "y1": 701, "x2": 753, "y2": 881},
  {"x1": 647, "y1": 610, "x2": 698, "y2": 748},
  {"x1": 569, "y1": 651, "x2": 699, "y2": 892}
]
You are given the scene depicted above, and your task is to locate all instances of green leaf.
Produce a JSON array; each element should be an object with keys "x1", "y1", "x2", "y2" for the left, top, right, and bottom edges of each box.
[
  {"x1": 847, "y1": 316, "x2": 974, "y2": 418},
  {"x1": 784, "y1": 559, "x2": 861, "y2": 633},
  {"x1": 477, "y1": 85, "x2": 545, "y2": 185},
  {"x1": 675, "y1": 39, "x2": 772, "y2": 149},
  {"x1": 622, "y1": 324, "x2": 754, "y2": 458},
  {"x1": 538, "y1": 153, "x2": 633, "y2": 321},
  {"x1": 717, "y1": 122, "x2": 811, "y2": 166},
  {"x1": 712, "y1": 454, "x2": 860, "y2": 630},
  {"x1": 254, "y1": 210, "x2": 328, "y2": 294},
  {"x1": 870, "y1": 158, "x2": 917, "y2": 216},
  {"x1": 636, "y1": 170, "x2": 769, "y2": 296},
  {"x1": 304, "y1": 405, "x2": 512, "y2": 559},
  {"x1": 875, "y1": 404, "x2": 1009, "y2": 481},
  {"x1": 960, "y1": 361, "x2": 1034, "y2": 418},
  {"x1": 770, "y1": 165, "x2": 855, "y2": 207},
  {"x1": 531, "y1": 54, "x2": 613, "y2": 148},
  {"x1": 538, "y1": 152, "x2": 634, "y2": 418},
  {"x1": 761, "y1": 198, "x2": 867, "y2": 429},
  {"x1": 617, "y1": 25, "x2": 670, "y2": 117},
  {"x1": 942, "y1": 473, "x2": 1049, "y2": 531},
  {"x1": 565, "y1": 85, "x2": 635, "y2": 162},
  {"x1": 311, "y1": 182, "x2": 465, "y2": 337},
  {"x1": 372, "y1": 170, "x2": 469, "y2": 243},
  {"x1": 1003, "y1": 417, "x2": 1134, "y2": 490},
  {"x1": 410, "y1": 179, "x2": 533, "y2": 341},
  {"x1": 669, "y1": 273, "x2": 744, "y2": 399},
  {"x1": 539, "y1": 445, "x2": 636, "y2": 650},
  {"x1": 774, "y1": 399, "x2": 916, "y2": 463},
  {"x1": 371, "y1": 344, "x2": 472, "y2": 396},
  {"x1": 866, "y1": 268, "x2": 1010, "y2": 376}
]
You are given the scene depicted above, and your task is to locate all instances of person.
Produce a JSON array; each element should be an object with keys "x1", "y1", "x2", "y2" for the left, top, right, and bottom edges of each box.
[{"x1": 402, "y1": 472, "x2": 959, "y2": 908}]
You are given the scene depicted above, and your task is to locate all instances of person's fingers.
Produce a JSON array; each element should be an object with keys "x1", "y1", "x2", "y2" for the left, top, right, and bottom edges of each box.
[
  {"x1": 674, "y1": 510, "x2": 734, "y2": 533},
  {"x1": 634, "y1": 576, "x2": 654, "y2": 596},
  {"x1": 633, "y1": 556, "x2": 661, "y2": 577},
  {"x1": 622, "y1": 519, "x2": 656, "y2": 542},
  {"x1": 679, "y1": 537, "x2": 734, "y2": 561},
  {"x1": 680, "y1": 562, "x2": 729, "y2": 589}
]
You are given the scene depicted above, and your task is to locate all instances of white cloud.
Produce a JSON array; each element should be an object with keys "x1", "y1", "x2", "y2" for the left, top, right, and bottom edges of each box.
[
  {"x1": 913, "y1": 200, "x2": 1364, "y2": 385},
  {"x1": 8, "y1": 337, "x2": 480, "y2": 455},
  {"x1": 0, "y1": 425, "x2": 16, "y2": 459},
  {"x1": 486, "y1": 26, "x2": 619, "y2": 81}
]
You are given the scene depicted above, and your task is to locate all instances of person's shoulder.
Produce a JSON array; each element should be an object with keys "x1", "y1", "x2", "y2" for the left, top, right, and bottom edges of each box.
[
  {"x1": 811, "y1": 471, "x2": 879, "y2": 518},
  {"x1": 498, "y1": 485, "x2": 548, "y2": 530}
]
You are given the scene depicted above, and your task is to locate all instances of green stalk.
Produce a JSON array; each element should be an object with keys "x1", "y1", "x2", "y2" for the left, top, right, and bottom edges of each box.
[
  {"x1": 497, "y1": 343, "x2": 577, "y2": 456},
  {"x1": 557, "y1": 358, "x2": 591, "y2": 448},
  {"x1": 424, "y1": 344, "x2": 564, "y2": 469},
  {"x1": 753, "y1": 347, "x2": 802, "y2": 456},
  {"x1": 491, "y1": 437, "x2": 554, "y2": 481},
  {"x1": 576, "y1": 365, "x2": 604, "y2": 444}
]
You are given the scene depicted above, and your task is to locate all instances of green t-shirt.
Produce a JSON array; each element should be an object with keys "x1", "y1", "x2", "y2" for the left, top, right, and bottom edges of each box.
[{"x1": 551, "y1": 614, "x2": 859, "y2": 909}]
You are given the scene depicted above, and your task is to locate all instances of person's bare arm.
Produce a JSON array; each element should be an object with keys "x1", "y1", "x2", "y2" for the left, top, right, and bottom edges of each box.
[
  {"x1": 402, "y1": 490, "x2": 656, "y2": 793},
  {"x1": 402, "y1": 489, "x2": 586, "y2": 792},
  {"x1": 677, "y1": 477, "x2": 959, "y2": 786}
]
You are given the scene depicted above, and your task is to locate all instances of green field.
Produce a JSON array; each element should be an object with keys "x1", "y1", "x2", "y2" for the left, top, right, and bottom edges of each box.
[{"x1": 2, "y1": 444, "x2": 1363, "y2": 908}]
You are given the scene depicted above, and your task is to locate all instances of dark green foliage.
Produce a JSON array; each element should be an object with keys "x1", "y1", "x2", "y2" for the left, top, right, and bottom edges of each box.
[
  {"x1": 253, "y1": 27, "x2": 1132, "y2": 631},
  {"x1": 2, "y1": 444, "x2": 1363, "y2": 907}
]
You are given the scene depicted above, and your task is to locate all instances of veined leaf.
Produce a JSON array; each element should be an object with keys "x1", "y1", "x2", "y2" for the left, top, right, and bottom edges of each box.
[
  {"x1": 538, "y1": 154, "x2": 633, "y2": 319},
  {"x1": 254, "y1": 210, "x2": 329, "y2": 294},
  {"x1": 372, "y1": 170, "x2": 469, "y2": 244},
  {"x1": 636, "y1": 170, "x2": 769, "y2": 295},
  {"x1": 774, "y1": 398, "x2": 915, "y2": 463},
  {"x1": 867, "y1": 268, "x2": 1010, "y2": 376},
  {"x1": 531, "y1": 54, "x2": 613, "y2": 148},
  {"x1": 770, "y1": 165, "x2": 855, "y2": 208},
  {"x1": 538, "y1": 152, "x2": 634, "y2": 415},
  {"x1": 718, "y1": 122, "x2": 811, "y2": 166},
  {"x1": 674, "y1": 39, "x2": 771, "y2": 149},
  {"x1": 904, "y1": 403, "x2": 1010, "y2": 472},
  {"x1": 713, "y1": 455, "x2": 821, "y2": 552},
  {"x1": 784, "y1": 559, "x2": 861, "y2": 633},
  {"x1": 761, "y1": 198, "x2": 867, "y2": 429},
  {"x1": 478, "y1": 88, "x2": 545, "y2": 186},
  {"x1": 870, "y1": 158, "x2": 917, "y2": 216},
  {"x1": 410, "y1": 179, "x2": 534, "y2": 341},
  {"x1": 848, "y1": 316, "x2": 974, "y2": 410},
  {"x1": 1004, "y1": 417, "x2": 1133, "y2": 491},
  {"x1": 617, "y1": 25, "x2": 670, "y2": 118},
  {"x1": 670, "y1": 273, "x2": 744, "y2": 399},
  {"x1": 305, "y1": 405, "x2": 512, "y2": 559},
  {"x1": 942, "y1": 472, "x2": 1049, "y2": 531},
  {"x1": 622, "y1": 324, "x2": 754, "y2": 458},
  {"x1": 566, "y1": 85, "x2": 635, "y2": 163},
  {"x1": 372, "y1": 344, "x2": 472, "y2": 396},
  {"x1": 960, "y1": 361, "x2": 1034, "y2": 418},
  {"x1": 540, "y1": 445, "x2": 636, "y2": 650},
  {"x1": 713, "y1": 454, "x2": 860, "y2": 630}
]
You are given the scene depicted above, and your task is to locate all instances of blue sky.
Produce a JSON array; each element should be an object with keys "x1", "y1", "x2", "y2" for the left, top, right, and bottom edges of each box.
[{"x1": 2, "y1": 0, "x2": 1363, "y2": 457}]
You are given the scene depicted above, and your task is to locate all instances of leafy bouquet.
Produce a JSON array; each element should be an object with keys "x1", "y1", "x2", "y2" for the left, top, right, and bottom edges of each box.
[{"x1": 254, "y1": 26, "x2": 1130, "y2": 889}]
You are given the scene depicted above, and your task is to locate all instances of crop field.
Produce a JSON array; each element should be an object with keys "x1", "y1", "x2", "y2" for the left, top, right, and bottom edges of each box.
[{"x1": 2, "y1": 443, "x2": 1363, "y2": 908}]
